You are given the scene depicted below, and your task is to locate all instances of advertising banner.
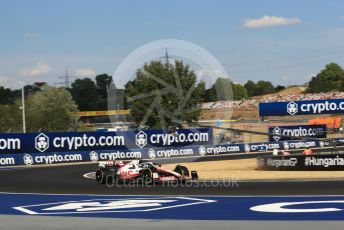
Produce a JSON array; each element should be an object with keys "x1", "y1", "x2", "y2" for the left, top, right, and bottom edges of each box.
[
  {"x1": 268, "y1": 124, "x2": 327, "y2": 142},
  {"x1": 257, "y1": 154, "x2": 344, "y2": 171},
  {"x1": 0, "y1": 128, "x2": 213, "y2": 154},
  {"x1": 259, "y1": 98, "x2": 344, "y2": 116},
  {"x1": 0, "y1": 130, "x2": 341, "y2": 167}
]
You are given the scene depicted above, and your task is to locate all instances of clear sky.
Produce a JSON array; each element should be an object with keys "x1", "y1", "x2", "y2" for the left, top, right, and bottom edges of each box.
[{"x1": 0, "y1": 0, "x2": 344, "y2": 88}]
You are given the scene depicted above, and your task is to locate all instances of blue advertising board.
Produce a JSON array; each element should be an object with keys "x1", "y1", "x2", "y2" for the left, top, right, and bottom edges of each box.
[
  {"x1": 268, "y1": 124, "x2": 327, "y2": 142},
  {"x1": 0, "y1": 127, "x2": 341, "y2": 167},
  {"x1": 0, "y1": 128, "x2": 212, "y2": 154},
  {"x1": 0, "y1": 137, "x2": 339, "y2": 167},
  {"x1": 259, "y1": 98, "x2": 344, "y2": 116}
]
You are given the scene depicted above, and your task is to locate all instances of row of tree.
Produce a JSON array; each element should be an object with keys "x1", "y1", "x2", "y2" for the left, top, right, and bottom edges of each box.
[
  {"x1": 0, "y1": 70, "x2": 284, "y2": 114},
  {"x1": 0, "y1": 87, "x2": 78, "y2": 132},
  {"x1": 69, "y1": 74, "x2": 113, "y2": 111},
  {"x1": 1, "y1": 61, "x2": 343, "y2": 131},
  {"x1": 307, "y1": 63, "x2": 344, "y2": 93}
]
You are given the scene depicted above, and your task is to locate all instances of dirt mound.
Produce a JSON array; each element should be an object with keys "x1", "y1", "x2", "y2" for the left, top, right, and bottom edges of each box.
[
  {"x1": 201, "y1": 86, "x2": 307, "y2": 121},
  {"x1": 252, "y1": 86, "x2": 306, "y2": 100}
]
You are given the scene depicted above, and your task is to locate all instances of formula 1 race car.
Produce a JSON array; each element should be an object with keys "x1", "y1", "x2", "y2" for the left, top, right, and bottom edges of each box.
[{"x1": 95, "y1": 160, "x2": 198, "y2": 184}]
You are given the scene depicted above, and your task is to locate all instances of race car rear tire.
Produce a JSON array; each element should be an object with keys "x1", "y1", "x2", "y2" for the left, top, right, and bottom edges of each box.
[
  {"x1": 141, "y1": 168, "x2": 154, "y2": 185},
  {"x1": 174, "y1": 165, "x2": 190, "y2": 177},
  {"x1": 95, "y1": 169, "x2": 106, "y2": 184}
]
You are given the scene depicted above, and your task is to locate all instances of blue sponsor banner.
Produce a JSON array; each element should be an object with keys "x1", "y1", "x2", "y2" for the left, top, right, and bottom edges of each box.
[
  {"x1": 0, "y1": 128, "x2": 212, "y2": 154},
  {"x1": 268, "y1": 124, "x2": 327, "y2": 142},
  {"x1": 259, "y1": 98, "x2": 344, "y2": 116},
  {"x1": 202, "y1": 138, "x2": 334, "y2": 156},
  {"x1": 0, "y1": 135, "x2": 339, "y2": 167}
]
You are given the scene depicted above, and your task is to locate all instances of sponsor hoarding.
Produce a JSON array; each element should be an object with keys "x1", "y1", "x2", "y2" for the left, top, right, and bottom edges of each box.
[
  {"x1": 259, "y1": 98, "x2": 344, "y2": 116},
  {"x1": 257, "y1": 154, "x2": 344, "y2": 170},
  {"x1": 0, "y1": 128, "x2": 212, "y2": 154},
  {"x1": 268, "y1": 124, "x2": 327, "y2": 142},
  {"x1": 0, "y1": 129, "x2": 342, "y2": 167}
]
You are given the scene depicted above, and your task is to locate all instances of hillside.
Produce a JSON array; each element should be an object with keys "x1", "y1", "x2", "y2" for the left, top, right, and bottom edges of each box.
[
  {"x1": 200, "y1": 86, "x2": 342, "y2": 121},
  {"x1": 251, "y1": 86, "x2": 306, "y2": 100}
]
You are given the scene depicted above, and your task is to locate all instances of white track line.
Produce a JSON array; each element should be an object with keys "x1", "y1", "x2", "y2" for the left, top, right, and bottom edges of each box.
[{"x1": 83, "y1": 172, "x2": 96, "y2": 179}]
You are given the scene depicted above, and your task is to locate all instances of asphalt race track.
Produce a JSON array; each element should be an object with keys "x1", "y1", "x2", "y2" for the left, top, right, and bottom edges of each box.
[
  {"x1": 0, "y1": 163, "x2": 344, "y2": 195},
  {"x1": 1, "y1": 164, "x2": 344, "y2": 230}
]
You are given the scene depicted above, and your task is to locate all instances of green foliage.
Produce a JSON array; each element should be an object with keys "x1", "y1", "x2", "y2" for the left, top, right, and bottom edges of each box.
[
  {"x1": 0, "y1": 86, "x2": 16, "y2": 104},
  {"x1": 204, "y1": 87, "x2": 217, "y2": 102},
  {"x1": 0, "y1": 103, "x2": 21, "y2": 132},
  {"x1": 244, "y1": 80, "x2": 256, "y2": 97},
  {"x1": 125, "y1": 61, "x2": 206, "y2": 129},
  {"x1": 254, "y1": 80, "x2": 275, "y2": 96},
  {"x1": 26, "y1": 87, "x2": 79, "y2": 131},
  {"x1": 232, "y1": 83, "x2": 248, "y2": 100},
  {"x1": 244, "y1": 80, "x2": 276, "y2": 96},
  {"x1": 69, "y1": 78, "x2": 100, "y2": 111},
  {"x1": 275, "y1": 85, "x2": 286, "y2": 92},
  {"x1": 69, "y1": 74, "x2": 114, "y2": 111},
  {"x1": 204, "y1": 78, "x2": 237, "y2": 102},
  {"x1": 95, "y1": 74, "x2": 113, "y2": 110},
  {"x1": 213, "y1": 78, "x2": 233, "y2": 101},
  {"x1": 307, "y1": 63, "x2": 344, "y2": 93}
]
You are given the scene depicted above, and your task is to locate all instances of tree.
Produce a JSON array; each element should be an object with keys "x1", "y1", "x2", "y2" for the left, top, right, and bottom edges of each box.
[
  {"x1": 307, "y1": 63, "x2": 344, "y2": 93},
  {"x1": 204, "y1": 78, "x2": 235, "y2": 102},
  {"x1": 204, "y1": 87, "x2": 216, "y2": 102},
  {"x1": 244, "y1": 80, "x2": 256, "y2": 97},
  {"x1": 69, "y1": 78, "x2": 100, "y2": 111},
  {"x1": 125, "y1": 60, "x2": 206, "y2": 129},
  {"x1": 0, "y1": 86, "x2": 15, "y2": 104},
  {"x1": 213, "y1": 78, "x2": 233, "y2": 101},
  {"x1": 254, "y1": 80, "x2": 275, "y2": 96},
  {"x1": 95, "y1": 74, "x2": 113, "y2": 110},
  {"x1": 26, "y1": 87, "x2": 79, "y2": 131},
  {"x1": 275, "y1": 85, "x2": 286, "y2": 92},
  {"x1": 0, "y1": 103, "x2": 21, "y2": 132},
  {"x1": 232, "y1": 83, "x2": 248, "y2": 100}
]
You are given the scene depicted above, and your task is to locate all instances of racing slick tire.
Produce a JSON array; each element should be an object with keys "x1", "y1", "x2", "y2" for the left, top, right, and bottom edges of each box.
[
  {"x1": 141, "y1": 168, "x2": 155, "y2": 185},
  {"x1": 174, "y1": 165, "x2": 190, "y2": 177},
  {"x1": 95, "y1": 169, "x2": 106, "y2": 184}
]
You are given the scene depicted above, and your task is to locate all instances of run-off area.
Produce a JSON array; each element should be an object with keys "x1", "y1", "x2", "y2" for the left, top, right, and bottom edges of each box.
[{"x1": 1, "y1": 193, "x2": 344, "y2": 220}]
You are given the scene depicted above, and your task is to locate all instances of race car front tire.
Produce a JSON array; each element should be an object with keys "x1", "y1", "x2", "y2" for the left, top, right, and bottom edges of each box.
[{"x1": 174, "y1": 165, "x2": 190, "y2": 178}]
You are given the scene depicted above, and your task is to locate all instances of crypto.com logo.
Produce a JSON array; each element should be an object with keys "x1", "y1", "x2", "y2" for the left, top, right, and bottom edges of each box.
[
  {"x1": 89, "y1": 151, "x2": 99, "y2": 162},
  {"x1": 23, "y1": 154, "x2": 34, "y2": 166},
  {"x1": 107, "y1": 39, "x2": 233, "y2": 162},
  {"x1": 136, "y1": 131, "x2": 148, "y2": 148},
  {"x1": 272, "y1": 127, "x2": 281, "y2": 141},
  {"x1": 287, "y1": 101, "x2": 298, "y2": 115},
  {"x1": 35, "y1": 133, "x2": 49, "y2": 152},
  {"x1": 148, "y1": 148, "x2": 156, "y2": 159}
]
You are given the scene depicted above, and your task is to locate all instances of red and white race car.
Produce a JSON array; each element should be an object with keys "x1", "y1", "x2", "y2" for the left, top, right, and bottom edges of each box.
[{"x1": 95, "y1": 160, "x2": 198, "y2": 184}]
